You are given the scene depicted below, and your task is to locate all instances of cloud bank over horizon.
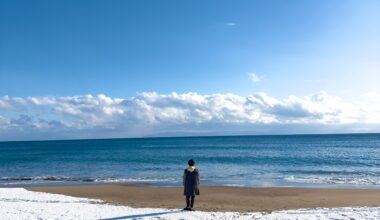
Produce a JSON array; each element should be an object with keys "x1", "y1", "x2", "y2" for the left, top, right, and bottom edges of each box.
[{"x1": 1, "y1": 91, "x2": 380, "y2": 141}]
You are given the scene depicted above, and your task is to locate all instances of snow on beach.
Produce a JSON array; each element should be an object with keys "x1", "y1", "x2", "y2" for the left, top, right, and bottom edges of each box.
[{"x1": 1, "y1": 188, "x2": 380, "y2": 220}]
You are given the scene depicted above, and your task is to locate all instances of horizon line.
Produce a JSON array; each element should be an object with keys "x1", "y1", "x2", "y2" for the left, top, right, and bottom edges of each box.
[{"x1": 1, "y1": 131, "x2": 379, "y2": 143}]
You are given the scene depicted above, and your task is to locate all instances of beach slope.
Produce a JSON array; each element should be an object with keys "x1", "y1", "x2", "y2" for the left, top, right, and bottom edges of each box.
[{"x1": 28, "y1": 184, "x2": 380, "y2": 212}]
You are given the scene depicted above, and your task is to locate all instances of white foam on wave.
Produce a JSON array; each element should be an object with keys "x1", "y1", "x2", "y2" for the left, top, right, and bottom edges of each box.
[
  {"x1": 1, "y1": 188, "x2": 380, "y2": 219},
  {"x1": 0, "y1": 176, "x2": 177, "y2": 185},
  {"x1": 285, "y1": 176, "x2": 380, "y2": 186},
  {"x1": 94, "y1": 177, "x2": 177, "y2": 183}
]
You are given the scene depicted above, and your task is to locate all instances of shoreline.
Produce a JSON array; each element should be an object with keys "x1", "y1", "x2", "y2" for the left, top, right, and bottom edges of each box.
[
  {"x1": 27, "y1": 184, "x2": 380, "y2": 212},
  {"x1": 5, "y1": 181, "x2": 380, "y2": 190}
]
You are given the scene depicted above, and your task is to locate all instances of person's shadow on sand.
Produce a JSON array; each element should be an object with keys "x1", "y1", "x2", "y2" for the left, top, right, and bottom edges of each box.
[{"x1": 100, "y1": 210, "x2": 182, "y2": 220}]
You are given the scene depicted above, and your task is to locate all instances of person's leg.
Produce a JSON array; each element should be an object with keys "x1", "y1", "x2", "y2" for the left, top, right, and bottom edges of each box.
[
  {"x1": 186, "y1": 196, "x2": 190, "y2": 208},
  {"x1": 190, "y1": 196, "x2": 195, "y2": 208}
]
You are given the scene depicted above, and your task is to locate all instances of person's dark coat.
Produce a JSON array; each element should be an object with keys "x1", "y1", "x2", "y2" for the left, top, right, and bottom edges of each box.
[{"x1": 183, "y1": 167, "x2": 200, "y2": 196}]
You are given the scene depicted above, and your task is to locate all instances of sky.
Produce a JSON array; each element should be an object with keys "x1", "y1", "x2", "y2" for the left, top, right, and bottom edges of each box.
[{"x1": 0, "y1": 0, "x2": 379, "y2": 141}]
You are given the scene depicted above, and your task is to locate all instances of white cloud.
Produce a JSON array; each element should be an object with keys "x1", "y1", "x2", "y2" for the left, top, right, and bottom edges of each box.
[
  {"x1": 248, "y1": 72, "x2": 262, "y2": 83},
  {"x1": 356, "y1": 92, "x2": 380, "y2": 124},
  {"x1": 0, "y1": 91, "x2": 379, "y2": 140},
  {"x1": 0, "y1": 115, "x2": 10, "y2": 126},
  {"x1": 224, "y1": 22, "x2": 236, "y2": 26}
]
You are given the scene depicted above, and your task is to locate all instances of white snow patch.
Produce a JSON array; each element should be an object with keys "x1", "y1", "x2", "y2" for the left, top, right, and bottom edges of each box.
[{"x1": 0, "y1": 188, "x2": 379, "y2": 219}]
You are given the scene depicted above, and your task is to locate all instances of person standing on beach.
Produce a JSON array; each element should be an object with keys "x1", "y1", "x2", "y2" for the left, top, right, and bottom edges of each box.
[{"x1": 183, "y1": 159, "x2": 200, "y2": 211}]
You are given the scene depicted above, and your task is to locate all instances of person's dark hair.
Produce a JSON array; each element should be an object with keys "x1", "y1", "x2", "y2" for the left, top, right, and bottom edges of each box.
[{"x1": 188, "y1": 159, "x2": 195, "y2": 166}]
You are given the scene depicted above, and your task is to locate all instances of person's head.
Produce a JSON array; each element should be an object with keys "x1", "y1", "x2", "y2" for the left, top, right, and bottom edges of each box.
[{"x1": 188, "y1": 159, "x2": 195, "y2": 166}]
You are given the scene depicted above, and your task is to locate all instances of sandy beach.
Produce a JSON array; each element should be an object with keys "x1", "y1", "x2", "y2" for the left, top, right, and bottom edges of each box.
[{"x1": 27, "y1": 184, "x2": 380, "y2": 212}]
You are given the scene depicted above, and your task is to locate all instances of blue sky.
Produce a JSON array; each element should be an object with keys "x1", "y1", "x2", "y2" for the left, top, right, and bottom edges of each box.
[{"x1": 0, "y1": 0, "x2": 380, "y2": 140}]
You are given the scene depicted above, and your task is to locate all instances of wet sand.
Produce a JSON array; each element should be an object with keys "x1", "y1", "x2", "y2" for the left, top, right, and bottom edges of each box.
[{"x1": 27, "y1": 185, "x2": 380, "y2": 212}]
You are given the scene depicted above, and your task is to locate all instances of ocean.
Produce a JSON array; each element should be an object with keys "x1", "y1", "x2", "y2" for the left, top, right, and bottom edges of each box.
[{"x1": 1, "y1": 133, "x2": 379, "y2": 188}]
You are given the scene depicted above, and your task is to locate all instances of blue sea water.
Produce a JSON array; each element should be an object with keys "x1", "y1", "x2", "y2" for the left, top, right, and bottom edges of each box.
[{"x1": 0, "y1": 134, "x2": 380, "y2": 188}]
